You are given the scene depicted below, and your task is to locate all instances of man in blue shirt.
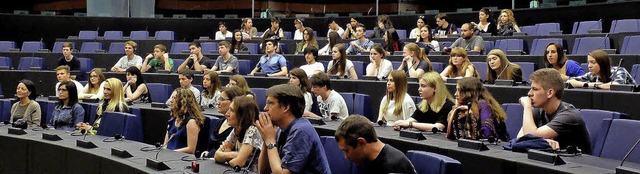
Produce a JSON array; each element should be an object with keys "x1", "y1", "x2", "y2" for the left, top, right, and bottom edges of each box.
[
  {"x1": 255, "y1": 84, "x2": 331, "y2": 174},
  {"x1": 250, "y1": 40, "x2": 288, "y2": 77},
  {"x1": 346, "y1": 26, "x2": 374, "y2": 55}
]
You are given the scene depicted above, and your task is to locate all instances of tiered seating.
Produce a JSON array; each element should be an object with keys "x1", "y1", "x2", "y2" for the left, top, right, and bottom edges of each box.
[
  {"x1": 0, "y1": 41, "x2": 16, "y2": 52},
  {"x1": 103, "y1": 30, "x2": 123, "y2": 40},
  {"x1": 78, "y1": 30, "x2": 98, "y2": 40},
  {"x1": 573, "y1": 20, "x2": 603, "y2": 34},
  {"x1": 610, "y1": 19, "x2": 640, "y2": 33}
]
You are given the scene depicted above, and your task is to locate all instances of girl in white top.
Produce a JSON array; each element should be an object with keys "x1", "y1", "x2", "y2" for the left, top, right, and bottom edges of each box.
[
  {"x1": 293, "y1": 18, "x2": 305, "y2": 40},
  {"x1": 409, "y1": 16, "x2": 426, "y2": 39},
  {"x1": 377, "y1": 70, "x2": 416, "y2": 126},
  {"x1": 201, "y1": 72, "x2": 222, "y2": 109},
  {"x1": 327, "y1": 43, "x2": 358, "y2": 79},
  {"x1": 289, "y1": 68, "x2": 314, "y2": 113},
  {"x1": 319, "y1": 31, "x2": 342, "y2": 55},
  {"x1": 366, "y1": 44, "x2": 394, "y2": 80},
  {"x1": 82, "y1": 68, "x2": 106, "y2": 99},
  {"x1": 299, "y1": 46, "x2": 325, "y2": 78},
  {"x1": 415, "y1": 25, "x2": 440, "y2": 51}
]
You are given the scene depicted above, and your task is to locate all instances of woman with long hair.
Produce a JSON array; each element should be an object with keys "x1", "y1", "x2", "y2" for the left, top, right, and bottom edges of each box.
[
  {"x1": 319, "y1": 31, "x2": 342, "y2": 55},
  {"x1": 384, "y1": 28, "x2": 402, "y2": 55},
  {"x1": 543, "y1": 43, "x2": 585, "y2": 81},
  {"x1": 567, "y1": 50, "x2": 637, "y2": 89},
  {"x1": 10, "y1": 79, "x2": 41, "y2": 127},
  {"x1": 377, "y1": 70, "x2": 416, "y2": 126},
  {"x1": 327, "y1": 43, "x2": 358, "y2": 79},
  {"x1": 214, "y1": 96, "x2": 262, "y2": 171},
  {"x1": 398, "y1": 43, "x2": 432, "y2": 78},
  {"x1": 295, "y1": 27, "x2": 319, "y2": 54},
  {"x1": 81, "y1": 68, "x2": 106, "y2": 99},
  {"x1": 446, "y1": 77, "x2": 509, "y2": 141},
  {"x1": 485, "y1": 49, "x2": 523, "y2": 84},
  {"x1": 203, "y1": 87, "x2": 247, "y2": 157},
  {"x1": 415, "y1": 25, "x2": 440, "y2": 51},
  {"x1": 50, "y1": 81, "x2": 85, "y2": 131},
  {"x1": 227, "y1": 75, "x2": 254, "y2": 97},
  {"x1": 231, "y1": 29, "x2": 247, "y2": 54},
  {"x1": 409, "y1": 16, "x2": 426, "y2": 39},
  {"x1": 496, "y1": 9, "x2": 521, "y2": 36},
  {"x1": 77, "y1": 78, "x2": 129, "y2": 135},
  {"x1": 289, "y1": 68, "x2": 316, "y2": 113},
  {"x1": 125, "y1": 66, "x2": 151, "y2": 103},
  {"x1": 165, "y1": 88, "x2": 205, "y2": 154},
  {"x1": 366, "y1": 44, "x2": 394, "y2": 80},
  {"x1": 440, "y1": 48, "x2": 480, "y2": 80},
  {"x1": 394, "y1": 72, "x2": 454, "y2": 131},
  {"x1": 241, "y1": 18, "x2": 258, "y2": 40},
  {"x1": 476, "y1": 8, "x2": 497, "y2": 36},
  {"x1": 201, "y1": 72, "x2": 223, "y2": 108},
  {"x1": 342, "y1": 17, "x2": 361, "y2": 39}
]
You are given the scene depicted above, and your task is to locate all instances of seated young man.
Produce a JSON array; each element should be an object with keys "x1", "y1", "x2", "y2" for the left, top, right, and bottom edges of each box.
[
  {"x1": 54, "y1": 65, "x2": 85, "y2": 98},
  {"x1": 249, "y1": 39, "x2": 288, "y2": 77},
  {"x1": 345, "y1": 25, "x2": 374, "y2": 55},
  {"x1": 177, "y1": 41, "x2": 212, "y2": 73},
  {"x1": 141, "y1": 44, "x2": 174, "y2": 73},
  {"x1": 165, "y1": 69, "x2": 201, "y2": 107},
  {"x1": 210, "y1": 41, "x2": 238, "y2": 74},
  {"x1": 306, "y1": 73, "x2": 349, "y2": 120},
  {"x1": 518, "y1": 68, "x2": 591, "y2": 154},
  {"x1": 57, "y1": 42, "x2": 81, "y2": 71},
  {"x1": 255, "y1": 84, "x2": 331, "y2": 174},
  {"x1": 335, "y1": 115, "x2": 416, "y2": 174}
]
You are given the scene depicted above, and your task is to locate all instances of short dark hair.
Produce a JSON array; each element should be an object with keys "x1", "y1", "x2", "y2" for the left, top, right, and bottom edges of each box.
[
  {"x1": 19, "y1": 79, "x2": 38, "y2": 100},
  {"x1": 218, "y1": 21, "x2": 226, "y2": 27},
  {"x1": 303, "y1": 46, "x2": 318, "y2": 61},
  {"x1": 335, "y1": 115, "x2": 378, "y2": 148},
  {"x1": 435, "y1": 13, "x2": 448, "y2": 21},
  {"x1": 264, "y1": 39, "x2": 279, "y2": 48},
  {"x1": 266, "y1": 84, "x2": 305, "y2": 118},
  {"x1": 178, "y1": 69, "x2": 194, "y2": 79},
  {"x1": 189, "y1": 41, "x2": 201, "y2": 48},
  {"x1": 310, "y1": 72, "x2": 331, "y2": 90},
  {"x1": 271, "y1": 17, "x2": 280, "y2": 23}
]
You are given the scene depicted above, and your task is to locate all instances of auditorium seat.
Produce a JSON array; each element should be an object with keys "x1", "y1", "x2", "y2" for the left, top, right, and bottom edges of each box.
[
  {"x1": 609, "y1": 19, "x2": 640, "y2": 33},
  {"x1": 320, "y1": 136, "x2": 357, "y2": 174},
  {"x1": 78, "y1": 30, "x2": 98, "y2": 40},
  {"x1": 237, "y1": 59, "x2": 253, "y2": 75},
  {"x1": 533, "y1": 23, "x2": 561, "y2": 36},
  {"x1": 0, "y1": 41, "x2": 16, "y2": 52},
  {"x1": 172, "y1": 59, "x2": 185, "y2": 72},
  {"x1": 431, "y1": 62, "x2": 445, "y2": 73},
  {"x1": 630, "y1": 64, "x2": 640, "y2": 83},
  {"x1": 125, "y1": 108, "x2": 144, "y2": 142},
  {"x1": 77, "y1": 58, "x2": 94, "y2": 80},
  {"x1": 598, "y1": 119, "x2": 640, "y2": 163},
  {"x1": 0, "y1": 99, "x2": 11, "y2": 123},
  {"x1": 572, "y1": 37, "x2": 610, "y2": 55},
  {"x1": 200, "y1": 42, "x2": 218, "y2": 54},
  {"x1": 365, "y1": 30, "x2": 374, "y2": 38},
  {"x1": 482, "y1": 40, "x2": 494, "y2": 54},
  {"x1": 170, "y1": 42, "x2": 190, "y2": 54},
  {"x1": 620, "y1": 35, "x2": 640, "y2": 54},
  {"x1": 502, "y1": 103, "x2": 524, "y2": 139},
  {"x1": 354, "y1": 93, "x2": 372, "y2": 121},
  {"x1": 84, "y1": 103, "x2": 98, "y2": 124},
  {"x1": 0, "y1": 56, "x2": 12, "y2": 69},
  {"x1": 195, "y1": 116, "x2": 212, "y2": 157},
  {"x1": 17, "y1": 57, "x2": 44, "y2": 70},
  {"x1": 495, "y1": 39, "x2": 524, "y2": 54},
  {"x1": 513, "y1": 62, "x2": 534, "y2": 82},
  {"x1": 20, "y1": 41, "x2": 45, "y2": 53},
  {"x1": 572, "y1": 20, "x2": 602, "y2": 34},
  {"x1": 103, "y1": 30, "x2": 123, "y2": 40},
  {"x1": 529, "y1": 38, "x2": 563, "y2": 56},
  {"x1": 283, "y1": 31, "x2": 292, "y2": 40},
  {"x1": 340, "y1": 92, "x2": 355, "y2": 115},
  {"x1": 439, "y1": 41, "x2": 453, "y2": 50},
  {"x1": 193, "y1": 85, "x2": 203, "y2": 92},
  {"x1": 520, "y1": 25, "x2": 536, "y2": 36},
  {"x1": 580, "y1": 109, "x2": 624, "y2": 156},
  {"x1": 129, "y1": 30, "x2": 149, "y2": 40},
  {"x1": 392, "y1": 61, "x2": 401, "y2": 70},
  {"x1": 108, "y1": 42, "x2": 125, "y2": 54},
  {"x1": 146, "y1": 83, "x2": 172, "y2": 103},
  {"x1": 352, "y1": 61, "x2": 365, "y2": 76},
  {"x1": 155, "y1": 30, "x2": 175, "y2": 40},
  {"x1": 97, "y1": 112, "x2": 127, "y2": 137},
  {"x1": 396, "y1": 29, "x2": 407, "y2": 39},
  {"x1": 581, "y1": 63, "x2": 589, "y2": 73},
  {"x1": 251, "y1": 88, "x2": 267, "y2": 110},
  {"x1": 36, "y1": 100, "x2": 49, "y2": 126},
  {"x1": 406, "y1": 150, "x2": 463, "y2": 174},
  {"x1": 52, "y1": 41, "x2": 72, "y2": 53},
  {"x1": 245, "y1": 43, "x2": 259, "y2": 54},
  {"x1": 471, "y1": 62, "x2": 487, "y2": 81},
  {"x1": 43, "y1": 101, "x2": 56, "y2": 126},
  {"x1": 279, "y1": 43, "x2": 289, "y2": 54},
  {"x1": 80, "y1": 42, "x2": 103, "y2": 53},
  {"x1": 207, "y1": 116, "x2": 225, "y2": 152}
]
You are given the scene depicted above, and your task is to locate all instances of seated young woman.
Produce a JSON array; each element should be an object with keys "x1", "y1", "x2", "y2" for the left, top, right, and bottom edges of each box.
[
  {"x1": 394, "y1": 72, "x2": 454, "y2": 132},
  {"x1": 10, "y1": 79, "x2": 41, "y2": 127},
  {"x1": 366, "y1": 44, "x2": 394, "y2": 80},
  {"x1": 165, "y1": 88, "x2": 205, "y2": 154},
  {"x1": 327, "y1": 43, "x2": 359, "y2": 79},
  {"x1": 50, "y1": 81, "x2": 85, "y2": 131},
  {"x1": 81, "y1": 68, "x2": 107, "y2": 99},
  {"x1": 567, "y1": 50, "x2": 637, "y2": 89},
  {"x1": 376, "y1": 71, "x2": 416, "y2": 126},
  {"x1": 485, "y1": 49, "x2": 523, "y2": 84},
  {"x1": 440, "y1": 47, "x2": 480, "y2": 80},
  {"x1": 201, "y1": 72, "x2": 223, "y2": 109},
  {"x1": 214, "y1": 96, "x2": 262, "y2": 171},
  {"x1": 543, "y1": 43, "x2": 585, "y2": 81},
  {"x1": 227, "y1": 75, "x2": 254, "y2": 97},
  {"x1": 124, "y1": 67, "x2": 151, "y2": 103},
  {"x1": 77, "y1": 78, "x2": 129, "y2": 135},
  {"x1": 397, "y1": 43, "x2": 433, "y2": 78}
]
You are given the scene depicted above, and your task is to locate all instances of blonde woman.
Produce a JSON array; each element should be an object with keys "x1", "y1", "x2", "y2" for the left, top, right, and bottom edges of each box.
[
  {"x1": 77, "y1": 78, "x2": 129, "y2": 135},
  {"x1": 81, "y1": 68, "x2": 106, "y2": 99},
  {"x1": 377, "y1": 71, "x2": 416, "y2": 126},
  {"x1": 496, "y1": 9, "x2": 521, "y2": 36},
  {"x1": 397, "y1": 43, "x2": 432, "y2": 78},
  {"x1": 440, "y1": 47, "x2": 479, "y2": 80},
  {"x1": 394, "y1": 72, "x2": 454, "y2": 131}
]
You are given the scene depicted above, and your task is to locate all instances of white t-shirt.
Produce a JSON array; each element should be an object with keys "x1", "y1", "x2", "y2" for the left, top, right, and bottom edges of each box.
[
  {"x1": 318, "y1": 90, "x2": 349, "y2": 120},
  {"x1": 300, "y1": 62, "x2": 325, "y2": 78},
  {"x1": 304, "y1": 92, "x2": 313, "y2": 112},
  {"x1": 166, "y1": 85, "x2": 201, "y2": 107},
  {"x1": 55, "y1": 80, "x2": 85, "y2": 98},
  {"x1": 327, "y1": 27, "x2": 345, "y2": 37},
  {"x1": 215, "y1": 31, "x2": 232, "y2": 40},
  {"x1": 378, "y1": 93, "x2": 416, "y2": 126},
  {"x1": 366, "y1": 59, "x2": 393, "y2": 80},
  {"x1": 294, "y1": 29, "x2": 304, "y2": 40},
  {"x1": 327, "y1": 59, "x2": 354, "y2": 79},
  {"x1": 318, "y1": 44, "x2": 331, "y2": 55},
  {"x1": 82, "y1": 81, "x2": 107, "y2": 99},
  {"x1": 113, "y1": 55, "x2": 143, "y2": 70},
  {"x1": 409, "y1": 28, "x2": 420, "y2": 39}
]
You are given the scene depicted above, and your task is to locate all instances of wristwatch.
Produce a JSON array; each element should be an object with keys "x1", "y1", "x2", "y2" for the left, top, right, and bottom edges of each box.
[
  {"x1": 266, "y1": 142, "x2": 277, "y2": 149},
  {"x1": 583, "y1": 83, "x2": 589, "y2": 88}
]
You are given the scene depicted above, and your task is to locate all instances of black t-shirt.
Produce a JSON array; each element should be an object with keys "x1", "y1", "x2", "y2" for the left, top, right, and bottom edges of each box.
[
  {"x1": 435, "y1": 23, "x2": 458, "y2": 36},
  {"x1": 186, "y1": 56, "x2": 213, "y2": 70},
  {"x1": 362, "y1": 144, "x2": 416, "y2": 174},
  {"x1": 533, "y1": 101, "x2": 592, "y2": 154},
  {"x1": 57, "y1": 56, "x2": 81, "y2": 71},
  {"x1": 412, "y1": 100, "x2": 454, "y2": 130}
]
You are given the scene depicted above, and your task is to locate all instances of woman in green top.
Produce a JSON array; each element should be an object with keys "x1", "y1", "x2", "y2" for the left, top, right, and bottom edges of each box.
[
  {"x1": 77, "y1": 78, "x2": 129, "y2": 134},
  {"x1": 295, "y1": 27, "x2": 318, "y2": 55}
]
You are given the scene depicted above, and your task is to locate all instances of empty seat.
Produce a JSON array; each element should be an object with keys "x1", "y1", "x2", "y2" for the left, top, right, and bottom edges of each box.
[
  {"x1": 0, "y1": 41, "x2": 16, "y2": 52},
  {"x1": 279, "y1": 43, "x2": 289, "y2": 54},
  {"x1": 431, "y1": 62, "x2": 445, "y2": 73},
  {"x1": 146, "y1": 83, "x2": 172, "y2": 103},
  {"x1": 599, "y1": 119, "x2": 640, "y2": 163},
  {"x1": 396, "y1": 29, "x2": 407, "y2": 39},
  {"x1": 620, "y1": 35, "x2": 640, "y2": 54},
  {"x1": 251, "y1": 88, "x2": 267, "y2": 110},
  {"x1": 482, "y1": 41, "x2": 494, "y2": 54},
  {"x1": 0, "y1": 56, "x2": 12, "y2": 69},
  {"x1": 155, "y1": 30, "x2": 175, "y2": 40},
  {"x1": 354, "y1": 93, "x2": 372, "y2": 121},
  {"x1": 340, "y1": 92, "x2": 355, "y2": 115},
  {"x1": 20, "y1": 41, "x2": 44, "y2": 53},
  {"x1": 83, "y1": 103, "x2": 98, "y2": 124},
  {"x1": 407, "y1": 150, "x2": 463, "y2": 174},
  {"x1": 97, "y1": 112, "x2": 127, "y2": 137},
  {"x1": 529, "y1": 38, "x2": 563, "y2": 56},
  {"x1": 172, "y1": 59, "x2": 184, "y2": 72},
  {"x1": 572, "y1": 37, "x2": 610, "y2": 55},
  {"x1": 108, "y1": 42, "x2": 125, "y2": 54},
  {"x1": 0, "y1": 99, "x2": 11, "y2": 123},
  {"x1": 502, "y1": 103, "x2": 524, "y2": 139},
  {"x1": 17, "y1": 57, "x2": 44, "y2": 70},
  {"x1": 283, "y1": 31, "x2": 292, "y2": 40},
  {"x1": 365, "y1": 30, "x2": 374, "y2": 38},
  {"x1": 513, "y1": 62, "x2": 534, "y2": 82},
  {"x1": 439, "y1": 41, "x2": 453, "y2": 50},
  {"x1": 519, "y1": 25, "x2": 536, "y2": 36},
  {"x1": 78, "y1": 30, "x2": 98, "y2": 40},
  {"x1": 245, "y1": 43, "x2": 259, "y2": 54},
  {"x1": 80, "y1": 42, "x2": 103, "y2": 53},
  {"x1": 352, "y1": 61, "x2": 365, "y2": 76},
  {"x1": 533, "y1": 23, "x2": 561, "y2": 36},
  {"x1": 78, "y1": 58, "x2": 94, "y2": 73},
  {"x1": 580, "y1": 109, "x2": 624, "y2": 156},
  {"x1": 630, "y1": 64, "x2": 640, "y2": 83},
  {"x1": 495, "y1": 39, "x2": 524, "y2": 54},
  {"x1": 123, "y1": 111, "x2": 144, "y2": 142},
  {"x1": 237, "y1": 59, "x2": 253, "y2": 75},
  {"x1": 200, "y1": 42, "x2": 218, "y2": 54},
  {"x1": 103, "y1": 30, "x2": 123, "y2": 40},
  {"x1": 471, "y1": 62, "x2": 487, "y2": 81},
  {"x1": 610, "y1": 19, "x2": 640, "y2": 33},
  {"x1": 170, "y1": 42, "x2": 190, "y2": 53},
  {"x1": 321, "y1": 136, "x2": 357, "y2": 174},
  {"x1": 129, "y1": 31, "x2": 149, "y2": 40},
  {"x1": 573, "y1": 20, "x2": 603, "y2": 34}
]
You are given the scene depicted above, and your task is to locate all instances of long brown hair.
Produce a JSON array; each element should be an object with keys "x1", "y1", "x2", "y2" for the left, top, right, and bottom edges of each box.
[
  {"x1": 87, "y1": 68, "x2": 106, "y2": 94},
  {"x1": 543, "y1": 43, "x2": 568, "y2": 68},
  {"x1": 485, "y1": 49, "x2": 522, "y2": 84},
  {"x1": 231, "y1": 96, "x2": 260, "y2": 142},
  {"x1": 328, "y1": 31, "x2": 342, "y2": 50},
  {"x1": 382, "y1": 71, "x2": 408, "y2": 116},
  {"x1": 385, "y1": 28, "x2": 401, "y2": 52},
  {"x1": 447, "y1": 48, "x2": 479, "y2": 78},
  {"x1": 230, "y1": 75, "x2": 251, "y2": 93},
  {"x1": 328, "y1": 43, "x2": 348, "y2": 76},
  {"x1": 304, "y1": 27, "x2": 318, "y2": 48},
  {"x1": 289, "y1": 68, "x2": 311, "y2": 93},
  {"x1": 203, "y1": 72, "x2": 222, "y2": 98},
  {"x1": 589, "y1": 50, "x2": 613, "y2": 83},
  {"x1": 170, "y1": 88, "x2": 204, "y2": 126},
  {"x1": 405, "y1": 43, "x2": 433, "y2": 72},
  {"x1": 453, "y1": 77, "x2": 506, "y2": 122}
]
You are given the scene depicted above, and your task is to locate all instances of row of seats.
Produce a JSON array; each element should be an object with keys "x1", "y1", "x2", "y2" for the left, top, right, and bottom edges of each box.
[{"x1": 76, "y1": 30, "x2": 176, "y2": 40}]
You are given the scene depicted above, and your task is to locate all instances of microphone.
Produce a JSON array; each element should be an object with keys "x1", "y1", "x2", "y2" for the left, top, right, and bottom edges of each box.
[
  {"x1": 367, "y1": 7, "x2": 373, "y2": 16},
  {"x1": 597, "y1": 32, "x2": 610, "y2": 51},
  {"x1": 156, "y1": 133, "x2": 176, "y2": 160},
  {"x1": 621, "y1": 138, "x2": 640, "y2": 166},
  {"x1": 583, "y1": 19, "x2": 602, "y2": 33},
  {"x1": 377, "y1": 120, "x2": 387, "y2": 127},
  {"x1": 610, "y1": 58, "x2": 624, "y2": 86},
  {"x1": 431, "y1": 127, "x2": 440, "y2": 134}
]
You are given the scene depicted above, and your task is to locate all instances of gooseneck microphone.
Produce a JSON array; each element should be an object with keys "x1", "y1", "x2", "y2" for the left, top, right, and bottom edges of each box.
[
  {"x1": 620, "y1": 138, "x2": 640, "y2": 166},
  {"x1": 610, "y1": 58, "x2": 624, "y2": 86}
]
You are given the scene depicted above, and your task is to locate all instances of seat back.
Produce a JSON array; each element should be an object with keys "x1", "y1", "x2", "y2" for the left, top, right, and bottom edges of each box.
[
  {"x1": 78, "y1": 30, "x2": 98, "y2": 40},
  {"x1": 124, "y1": 108, "x2": 144, "y2": 142},
  {"x1": 97, "y1": 112, "x2": 127, "y2": 137},
  {"x1": 354, "y1": 93, "x2": 372, "y2": 121},
  {"x1": 195, "y1": 116, "x2": 213, "y2": 157},
  {"x1": 431, "y1": 62, "x2": 445, "y2": 73},
  {"x1": 237, "y1": 59, "x2": 253, "y2": 75},
  {"x1": 599, "y1": 119, "x2": 640, "y2": 163},
  {"x1": 572, "y1": 37, "x2": 610, "y2": 55},
  {"x1": 630, "y1": 64, "x2": 640, "y2": 83},
  {"x1": 0, "y1": 41, "x2": 16, "y2": 52},
  {"x1": 155, "y1": 30, "x2": 175, "y2": 40},
  {"x1": 108, "y1": 42, "x2": 125, "y2": 54},
  {"x1": 52, "y1": 41, "x2": 72, "y2": 53},
  {"x1": 621, "y1": 35, "x2": 640, "y2": 54},
  {"x1": 21, "y1": 41, "x2": 44, "y2": 53},
  {"x1": 471, "y1": 62, "x2": 487, "y2": 81},
  {"x1": 201, "y1": 42, "x2": 218, "y2": 54},
  {"x1": 129, "y1": 31, "x2": 150, "y2": 40},
  {"x1": 407, "y1": 150, "x2": 463, "y2": 174},
  {"x1": 339, "y1": 92, "x2": 355, "y2": 115},
  {"x1": 320, "y1": 136, "x2": 357, "y2": 174},
  {"x1": 529, "y1": 38, "x2": 563, "y2": 56},
  {"x1": 279, "y1": 43, "x2": 289, "y2": 54},
  {"x1": 579, "y1": 109, "x2": 622, "y2": 156},
  {"x1": 482, "y1": 40, "x2": 494, "y2": 54},
  {"x1": 396, "y1": 29, "x2": 407, "y2": 39},
  {"x1": 251, "y1": 88, "x2": 267, "y2": 110},
  {"x1": 146, "y1": 83, "x2": 172, "y2": 103},
  {"x1": 392, "y1": 61, "x2": 402, "y2": 70},
  {"x1": 103, "y1": 31, "x2": 123, "y2": 40},
  {"x1": 0, "y1": 99, "x2": 11, "y2": 123},
  {"x1": 534, "y1": 23, "x2": 561, "y2": 36},
  {"x1": 573, "y1": 21, "x2": 602, "y2": 34},
  {"x1": 439, "y1": 41, "x2": 453, "y2": 49},
  {"x1": 495, "y1": 39, "x2": 524, "y2": 53},
  {"x1": 170, "y1": 42, "x2": 190, "y2": 54},
  {"x1": 513, "y1": 62, "x2": 534, "y2": 82},
  {"x1": 245, "y1": 43, "x2": 259, "y2": 54},
  {"x1": 610, "y1": 19, "x2": 640, "y2": 33},
  {"x1": 172, "y1": 59, "x2": 185, "y2": 72},
  {"x1": 80, "y1": 42, "x2": 102, "y2": 53},
  {"x1": 17, "y1": 57, "x2": 44, "y2": 70},
  {"x1": 0, "y1": 56, "x2": 12, "y2": 69},
  {"x1": 283, "y1": 31, "x2": 292, "y2": 40},
  {"x1": 520, "y1": 25, "x2": 536, "y2": 36},
  {"x1": 502, "y1": 103, "x2": 524, "y2": 139},
  {"x1": 352, "y1": 61, "x2": 365, "y2": 76}
]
